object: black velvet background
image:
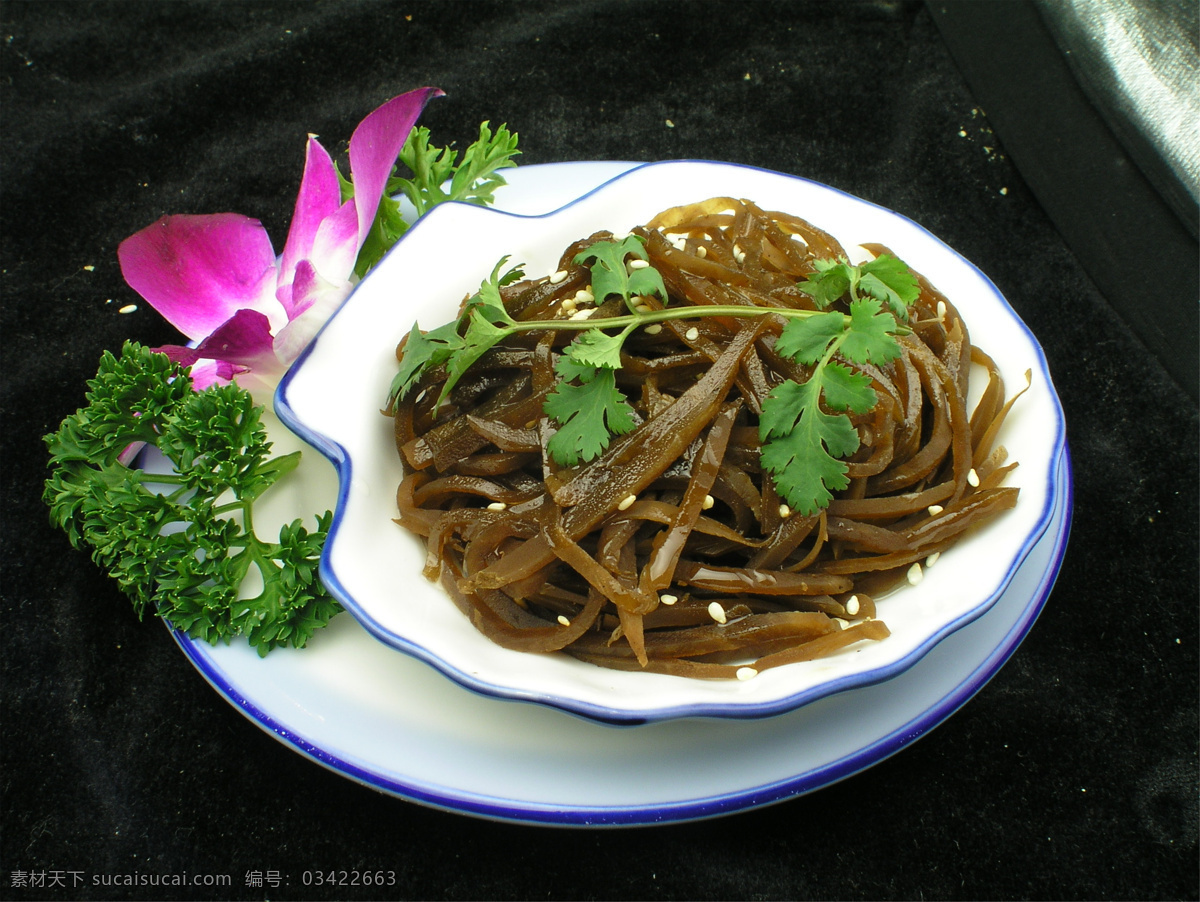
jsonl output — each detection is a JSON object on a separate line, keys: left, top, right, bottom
{"left": 2, "top": 2, "right": 1196, "bottom": 900}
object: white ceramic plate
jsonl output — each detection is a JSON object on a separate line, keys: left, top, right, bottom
{"left": 275, "top": 161, "right": 1068, "bottom": 724}
{"left": 172, "top": 435, "right": 1070, "bottom": 826}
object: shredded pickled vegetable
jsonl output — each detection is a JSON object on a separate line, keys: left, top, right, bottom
{"left": 388, "top": 198, "right": 1023, "bottom": 679}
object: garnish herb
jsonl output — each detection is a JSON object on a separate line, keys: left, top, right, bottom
{"left": 797, "top": 254, "right": 919, "bottom": 319}
{"left": 44, "top": 342, "right": 340, "bottom": 655}
{"left": 392, "top": 239, "right": 919, "bottom": 512}
{"left": 388, "top": 256, "right": 526, "bottom": 407}
{"left": 758, "top": 298, "right": 905, "bottom": 514}
{"left": 354, "top": 121, "right": 521, "bottom": 277}
{"left": 572, "top": 235, "right": 668, "bottom": 311}
{"left": 543, "top": 355, "right": 638, "bottom": 466}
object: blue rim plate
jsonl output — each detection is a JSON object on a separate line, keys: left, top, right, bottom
{"left": 272, "top": 161, "right": 1070, "bottom": 725}
{"left": 171, "top": 442, "right": 1070, "bottom": 826}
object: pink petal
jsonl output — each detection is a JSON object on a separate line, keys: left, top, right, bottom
{"left": 118, "top": 214, "right": 284, "bottom": 340}
{"left": 194, "top": 308, "right": 281, "bottom": 372}
{"left": 286, "top": 260, "right": 332, "bottom": 320}
{"left": 278, "top": 136, "right": 343, "bottom": 303}
{"left": 155, "top": 309, "right": 284, "bottom": 389}
{"left": 153, "top": 346, "right": 244, "bottom": 391}
{"left": 348, "top": 87, "right": 443, "bottom": 245}
{"left": 271, "top": 266, "right": 350, "bottom": 366}
{"left": 182, "top": 359, "right": 245, "bottom": 392}
{"left": 304, "top": 199, "right": 360, "bottom": 294}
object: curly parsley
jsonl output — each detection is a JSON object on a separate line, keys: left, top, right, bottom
{"left": 44, "top": 342, "right": 340, "bottom": 655}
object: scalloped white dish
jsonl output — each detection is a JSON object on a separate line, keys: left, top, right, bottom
{"left": 276, "top": 160, "right": 1068, "bottom": 725}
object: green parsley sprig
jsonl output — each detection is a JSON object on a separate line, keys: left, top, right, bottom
{"left": 391, "top": 239, "right": 921, "bottom": 512}
{"left": 354, "top": 121, "right": 521, "bottom": 277}
{"left": 44, "top": 342, "right": 340, "bottom": 655}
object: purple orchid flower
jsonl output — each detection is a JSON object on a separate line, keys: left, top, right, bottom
{"left": 117, "top": 86, "right": 443, "bottom": 395}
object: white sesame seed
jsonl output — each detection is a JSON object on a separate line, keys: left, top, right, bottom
{"left": 967, "top": 468, "right": 980, "bottom": 487}
{"left": 659, "top": 594, "right": 678, "bottom": 606}
{"left": 634, "top": 303, "right": 652, "bottom": 314}
{"left": 907, "top": 562, "right": 924, "bottom": 586}
{"left": 832, "top": 617, "right": 849, "bottom": 630}
{"left": 644, "top": 324, "right": 663, "bottom": 335}
{"left": 702, "top": 494, "right": 715, "bottom": 510}
{"left": 707, "top": 601, "right": 727, "bottom": 624}
{"left": 684, "top": 327, "right": 700, "bottom": 341}
{"left": 927, "top": 504, "right": 944, "bottom": 516}
{"left": 732, "top": 244, "right": 745, "bottom": 263}
{"left": 574, "top": 289, "right": 594, "bottom": 304}
{"left": 557, "top": 614, "right": 571, "bottom": 626}
{"left": 936, "top": 300, "right": 947, "bottom": 322}
{"left": 736, "top": 667, "right": 758, "bottom": 681}
{"left": 926, "top": 551, "right": 941, "bottom": 568}
{"left": 562, "top": 297, "right": 577, "bottom": 311}
{"left": 118, "top": 304, "right": 138, "bottom": 314}
{"left": 486, "top": 501, "right": 507, "bottom": 511}
{"left": 845, "top": 595, "right": 860, "bottom": 616}
{"left": 569, "top": 308, "right": 597, "bottom": 321}
{"left": 671, "top": 236, "right": 688, "bottom": 251}
{"left": 618, "top": 494, "right": 637, "bottom": 511}
{"left": 549, "top": 270, "right": 569, "bottom": 284}
{"left": 628, "top": 259, "right": 650, "bottom": 270}
{"left": 778, "top": 504, "right": 791, "bottom": 519}
{"left": 695, "top": 246, "right": 707, "bottom": 258}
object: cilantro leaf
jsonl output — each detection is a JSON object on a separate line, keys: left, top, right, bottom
{"left": 759, "top": 378, "right": 859, "bottom": 515}
{"left": 544, "top": 366, "right": 636, "bottom": 466}
{"left": 857, "top": 254, "right": 920, "bottom": 320}
{"left": 437, "top": 310, "right": 509, "bottom": 408}
{"left": 797, "top": 260, "right": 853, "bottom": 308}
{"left": 839, "top": 297, "right": 903, "bottom": 364}
{"left": 760, "top": 271, "right": 915, "bottom": 514}
{"left": 562, "top": 327, "right": 630, "bottom": 370}
{"left": 44, "top": 342, "right": 341, "bottom": 654}
{"left": 390, "top": 259, "right": 522, "bottom": 407}
{"left": 388, "top": 321, "right": 464, "bottom": 405}
{"left": 820, "top": 361, "right": 878, "bottom": 414}
{"left": 797, "top": 254, "right": 919, "bottom": 321}
{"left": 462, "top": 255, "right": 522, "bottom": 325}
{"left": 574, "top": 236, "right": 667, "bottom": 308}
{"left": 774, "top": 311, "right": 847, "bottom": 365}
{"left": 445, "top": 121, "right": 521, "bottom": 208}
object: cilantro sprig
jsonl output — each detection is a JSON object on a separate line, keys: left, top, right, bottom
{"left": 354, "top": 121, "right": 521, "bottom": 276}
{"left": 759, "top": 298, "right": 904, "bottom": 514}
{"left": 797, "top": 254, "right": 919, "bottom": 319}
{"left": 543, "top": 357, "right": 637, "bottom": 466}
{"left": 44, "top": 342, "right": 340, "bottom": 655}
{"left": 388, "top": 256, "right": 525, "bottom": 407}
{"left": 573, "top": 235, "right": 668, "bottom": 311}
{"left": 391, "top": 240, "right": 920, "bottom": 508}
